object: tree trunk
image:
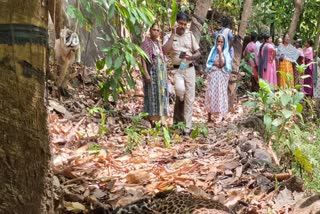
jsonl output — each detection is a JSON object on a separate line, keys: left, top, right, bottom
{"left": 190, "top": 0, "right": 213, "bottom": 43}
{"left": 228, "top": 0, "right": 253, "bottom": 112}
{"left": 48, "top": 0, "right": 70, "bottom": 39}
{"left": 234, "top": 0, "right": 254, "bottom": 70}
{"left": 288, "top": 0, "right": 305, "bottom": 41}
{"left": 314, "top": 17, "right": 320, "bottom": 54}
{"left": 238, "top": 0, "right": 253, "bottom": 39}
{"left": 0, "top": 1, "right": 50, "bottom": 213}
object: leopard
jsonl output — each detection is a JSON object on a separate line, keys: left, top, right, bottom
{"left": 113, "top": 190, "right": 231, "bottom": 214}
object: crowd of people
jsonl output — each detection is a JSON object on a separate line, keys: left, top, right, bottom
{"left": 140, "top": 11, "right": 318, "bottom": 135}
{"left": 243, "top": 32, "right": 316, "bottom": 97}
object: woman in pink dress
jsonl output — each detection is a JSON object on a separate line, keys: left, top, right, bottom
{"left": 258, "top": 34, "right": 277, "bottom": 86}
{"left": 303, "top": 39, "right": 314, "bottom": 96}
{"left": 243, "top": 32, "right": 259, "bottom": 91}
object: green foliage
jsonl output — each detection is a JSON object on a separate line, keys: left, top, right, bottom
{"left": 132, "top": 112, "right": 149, "bottom": 124}
{"left": 201, "top": 22, "right": 213, "bottom": 43}
{"left": 195, "top": 76, "right": 206, "bottom": 93}
{"left": 286, "top": 124, "right": 320, "bottom": 191}
{"left": 172, "top": 122, "right": 187, "bottom": 132}
{"left": 239, "top": 52, "right": 254, "bottom": 80}
{"left": 212, "top": 0, "right": 243, "bottom": 18}
{"left": 125, "top": 128, "right": 143, "bottom": 153}
{"left": 88, "top": 107, "right": 108, "bottom": 136}
{"left": 146, "top": 121, "right": 162, "bottom": 143}
{"left": 125, "top": 112, "right": 172, "bottom": 152}
{"left": 170, "top": 0, "right": 178, "bottom": 27}
{"left": 245, "top": 70, "right": 320, "bottom": 190}
{"left": 162, "top": 127, "right": 171, "bottom": 148}
{"left": 87, "top": 144, "right": 102, "bottom": 155}
{"left": 190, "top": 124, "right": 209, "bottom": 139}
{"left": 124, "top": 118, "right": 210, "bottom": 153}
{"left": 297, "top": 1, "right": 320, "bottom": 42}
{"left": 246, "top": 78, "right": 304, "bottom": 142}
{"left": 147, "top": 121, "right": 171, "bottom": 147}
{"left": 144, "top": 0, "right": 175, "bottom": 29}
{"left": 67, "top": 0, "right": 154, "bottom": 102}
{"left": 248, "top": 0, "right": 320, "bottom": 44}
{"left": 124, "top": 112, "right": 147, "bottom": 153}
{"left": 294, "top": 148, "right": 313, "bottom": 174}
{"left": 250, "top": 1, "right": 292, "bottom": 35}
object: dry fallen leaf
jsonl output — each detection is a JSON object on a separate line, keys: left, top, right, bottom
{"left": 48, "top": 67, "right": 296, "bottom": 214}
{"left": 92, "top": 188, "right": 107, "bottom": 199}
{"left": 64, "top": 201, "right": 86, "bottom": 213}
{"left": 171, "top": 158, "right": 193, "bottom": 169}
{"left": 126, "top": 169, "right": 151, "bottom": 184}
{"left": 273, "top": 187, "right": 296, "bottom": 210}
{"left": 188, "top": 185, "right": 209, "bottom": 199}
{"left": 224, "top": 192, "right": 243, "bottom": 207}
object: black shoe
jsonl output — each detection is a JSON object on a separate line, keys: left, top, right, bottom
{"left": 183, "top": 130, "right": 190, "bottom": 136}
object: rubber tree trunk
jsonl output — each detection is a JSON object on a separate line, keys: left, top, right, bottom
{"left": 190, "top": 0, "right": 213, "bottom": 43}
{"left": 0, "top": 1, "right": 50, "bottom": 213}
{"left": 238, "top": 0, "right": 253, "bottom": 39}
{"left": 228, "top": 0, "right": 253, "bottom": 112}
{"left": 48, "top": 0, "right": 70, "bottom": 39}
{"left": 314, "top": 17, "right": 320, "bottom": 54}
{"left": 288, "top": 0, "right": 305, "bottom": 41}
{"left": 234, "top": 0, "right": 254, "bottom": 71}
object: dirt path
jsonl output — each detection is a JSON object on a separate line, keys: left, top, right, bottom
{"left": 49, "top": 79, "right": 306, "bottom": 213}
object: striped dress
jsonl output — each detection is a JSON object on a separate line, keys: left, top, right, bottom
{"left": 141, "top": 37, "right": 169, "bottom": 118}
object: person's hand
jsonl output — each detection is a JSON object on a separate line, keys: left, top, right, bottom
{"left": 185, "top": 54, "right": 193, "bottom": 61}
{"left": 145, "top": 75, "right": 151, "bottom": 84}
{"left": 217, "top": 45, "right": 222, "bottom": 53}
{"left": 279, "top": 54, "right": 284, "bottom": 61}
{"left": 171, "top": 25, "right": 177, "bottom": 35}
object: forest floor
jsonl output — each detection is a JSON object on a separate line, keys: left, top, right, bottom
{"left": 48, "top": 68, "right": 309, "bottom": 214}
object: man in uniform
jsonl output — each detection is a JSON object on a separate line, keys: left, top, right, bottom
{"left": 163, "top": 12, "right": 201, "bottom": 135}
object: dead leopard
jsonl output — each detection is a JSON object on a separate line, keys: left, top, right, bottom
{"left": 113, "top": 190, "right": 231, "bottom": 214}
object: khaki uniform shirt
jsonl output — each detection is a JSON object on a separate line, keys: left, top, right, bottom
{"left": 163, "top": 30, "right": 200, "bottom": 65}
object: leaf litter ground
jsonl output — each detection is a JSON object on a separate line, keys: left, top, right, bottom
{"left": 49, "top": 71, "right": 307, "bottom": 214}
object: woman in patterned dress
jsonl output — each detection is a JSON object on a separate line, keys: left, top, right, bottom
{"left": 141, "top": 23, "right": 169, "bottom": 127}
{"left": 205, "top": 34, "right": 232, "bottom": 123}
{"left": 276, "top": 34, "right": 300, "bottom": 88}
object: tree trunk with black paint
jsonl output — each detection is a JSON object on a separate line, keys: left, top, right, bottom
{"left": 0, "top": 1, "right": 50, "bottom": 213}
